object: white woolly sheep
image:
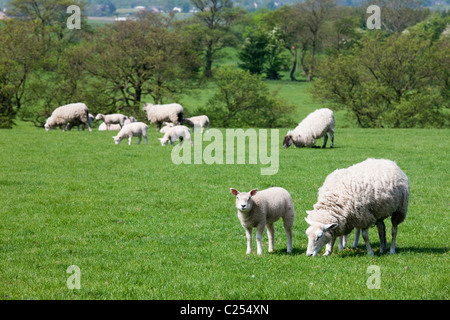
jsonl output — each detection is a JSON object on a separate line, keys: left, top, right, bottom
{"left": 159, "top": 122, "right": 175, "bottom": 133}
{"left": 99, "top": 116, "right": 137, "bottom": 131}
{"left": 158, "top": 125, "right": 193, "bottom": 147}
{"left": 283, "top": 108, "right": 335, "bottom": 149}
{"left": 143, "top": 103, "right": 184, "bottom": 131}
{"left": 95, "top": 113, "right": 128, "bottom": 130}
{"left": 112, "top": 122, "right": 149, "bottom": 145}
{"left": 45, "top": 103, "right": 92, "bottom": 132}
{"left": 305, "top": 158, "right": 409, "bottom": 256}
{"left": 182, "top": 115, "right": 210, "bottom": 133}
{"left": 230, "top": 187, "right": 295, "bottom": 255}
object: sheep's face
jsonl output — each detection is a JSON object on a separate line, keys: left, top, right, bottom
{"left": 230, "top": 188, "right": 257, "bottom": 213}
{"left": 95, "top": 114, "right": 103, "bottom": 121}
{"left": 305, "top": 216, "right": 338, "bottom": 256}
{"left": 112, "top": 136, "right": 122, "bottom": 144}
{"left": 283, "top": 135, "right": 293, "bottom": 148}
{"left": 158, "top": 138, "right": 169, "bottom": 146}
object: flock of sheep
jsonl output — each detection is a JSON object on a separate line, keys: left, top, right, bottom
{"left": 44, "top": 102, "right": 410, "bottom": 257}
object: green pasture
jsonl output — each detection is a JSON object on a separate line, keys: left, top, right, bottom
{"left": 0, "top": 117, "right": 448, "bottom": 299}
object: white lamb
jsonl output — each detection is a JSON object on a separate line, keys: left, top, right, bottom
{"left": 45, "top": 103, "right": 92, "bottom": 132}
{"left": 158, "top": 125, "right": 193, "bottom": 147}
{"left": 305, "top": 158, "right": 409, "bottom": 256}
{"left": 230, "top": 187, "right": 295, "bottom": 255}
{"left": 112, "top": 122, "right": 149, "bottom": 145}
{"left": 283, "top": 108, "right": 335, "bottom": 149}
{"left": 159, "top": 122, "right": 175, "bottom": 133}
{"left": 143, "top": 103, "right": 184, "bottom": 131}
{"left": 99, "top": 116, "right": 136, "bottom": 131}
{"left": 182, "top": 115, "right": 210, "bottom": 133}
{"left": 95, "top": 113, "right": 128, "bottom": 130}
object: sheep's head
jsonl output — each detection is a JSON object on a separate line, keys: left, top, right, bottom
{"left": 143, "top": 103, "right": 154, "bottom": 112}
{"left": 283, "top": 134, "right": 294, "bottom": 148}
{"left": 305, "top": 214, "right": 338, "bottom": 256}
{"left": 112, "top": 136, "right": 122, "bottom": 145}
{"left": 158, "top": 137, "right": 169, "bottom": 146}
{"left": 230, "top": 188, "right": 257, "bottom": 213}
{"left": 44, "top": 117, "right": 54, "bottom": 131}
{"left": 95, "top": 114, "right": 104, "bottom": 121}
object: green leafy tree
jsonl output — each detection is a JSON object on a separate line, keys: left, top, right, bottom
{"left": 198, "top": 66, "right": 295, "bottom": 128}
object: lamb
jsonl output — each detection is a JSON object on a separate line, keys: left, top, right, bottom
{"left": 182, "top": 115, "right": 210, "bottom": 133}
{"left": 158, "top": 125, "right": 193, "bottom": 147}
{"left": 99, "top": 116, "right": 136, "bottom": 131}
{"left": 143, "top": 102, "right": 184, "bottom": 131}
{"left": 112, "top": 122, "right": 149, "bottom": 145}
{"left": 283, "top": 108, "right": 335, "bottom": 149}
{"left": 230, "top": 187, "right": 295, "bottom": 255}
{"left": 95, "top": 113, "right": 128, "bottom": 130}
{"left": 159, "top": 122, "right": 174, "bottom": 133}
{"left": 45, "top": 103, "right": 92, "bottom": 132}
{"left": 305, "top": 158, "right": 409, "bottom": 256}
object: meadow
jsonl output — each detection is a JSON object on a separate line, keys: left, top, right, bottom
{"left": 0, "top": 79, "right": 449, "bottom": 300}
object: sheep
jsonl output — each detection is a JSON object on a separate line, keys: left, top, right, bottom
{"left": 95, "top": 113, "right": 128, "bottom": 130}
{"left": 283, "top": 108, "right": 335, "bottom": 149}
{"left": 158, "top": 125, "right": 193, "bottom": 147}
{"left": 66, "top": 113, "right": 95, "bottom": 131}
{"left": 305, "top": 158, "right": 409, "bottom": 256}
{"left": 99, "top": 116, "right": 137, "bottom": 131}
{"left": 143, "top": 103, "right": 184, "bottom": 131}
{"left": 182, "top": 115, "right": 210, "bottom": 133}
{"left": 112, "top": 122, "right": 149, "bottom": 145}
{"left": 159, "top": 122, "right": 174, "bottom": 133}
{"left": 45, "top": 103, "right": 92, "bottom": 132}
{"left": 230, "top": 187, "right": 295, "bottom": 255}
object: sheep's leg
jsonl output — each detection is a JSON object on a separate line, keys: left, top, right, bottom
{"left": 266, "top": 223, "right": 275, "bottom": 253}
{"left": 390, "top": 224, "right": 398, "bottom": 254}
{"left": 338, "top": 235, "right": 347, "bottom": 250}
{"left": 324, "top": 237, "right": 335, "bottom": 256}
{"left": 352, "top": 228, "right": 361, "bottom": 248}
{"left": 330, "top": 132, "right": 334, "bottom": 148}
{"left": 256, "top": 224, "right": 265, "bottom": 255}
{"left": 362, "top": 229, "right": 374, "bottom": 256}
{"left": 137, "top": 136, "right": 142, "bottom": 145}
{"left": 322, "top": 133, "right": 328, "bottom": 148}
{"left": 128, "top": 136, "right": 132, "bottom": 145}
{"left": 178, "top": 137, "right": 184, "bottom": 146}
{"left": 144, "top": 136, "right": 148, "bottom": 145}
{"left": 244, "top": 227, "right": 252, "bottom": 255}
{"left": 376, "top": 220, "right": 387, "bottom": 254}
{"left": 283, "top": 218, "right": 293, "bottom": 253}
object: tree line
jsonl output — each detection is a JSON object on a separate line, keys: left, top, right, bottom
{"left": 0, "top": 0, "right": 449, "bottom": 129}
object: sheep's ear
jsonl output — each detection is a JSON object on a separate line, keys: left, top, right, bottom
{"left": 112, "top": 136, "right": 116, "bottom": 139}
{"left": 306, "top": 210, "right": 314, "bottom": 215}
{"left": 230, "top": 188, "right": 239, "bottom": 196}
{"left": 250, "top": 189, "right": 258, "bottom": 196}
{"left": 304, "top": 217, "right": 313, "bottom": 225}
{"left": 323, "top": 223, "right": 339, "bottom": 231}
{"left": 158, "top": 138, "right": 162, "bottom": 141}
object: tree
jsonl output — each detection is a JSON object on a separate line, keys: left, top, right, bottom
{"left": 198, "top": 66, "right": 295, "bottom": 128}
{"left": 0, "top": 20, "right": 41, "bottom": 128}
{"left": 312, "top": 31, "right": 449, "bottom": 128}
{"left": 189, "top": 0, "right": 244, "bottom": 77}
{"left": 86, "top": 14, "right": 201, "bottom": 117}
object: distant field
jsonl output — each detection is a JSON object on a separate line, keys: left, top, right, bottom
{"left": 0, "top": 118, "right": 448, "bottom": 299}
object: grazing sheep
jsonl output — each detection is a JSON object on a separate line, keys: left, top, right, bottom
{"left": 112, "top": 122, "right": 149, "bottom": 145}
{"left": 66, "top": 113, "right": 95, "bottom": 131}
{"left": 45, "top": 103, "right": 92, "bottom": 132}
{"left": 95, "top": 113, "right": 128, "bottom": 130}
{"left": 99, "top": 117, "right": 137, "bottom": 131}
{"left": 305, "top": 158, "right": 409, "bottom": 256}
{"left": 143, "top": 103, "right": 184, "bottom": 131}
{"left": 158, "top": 125, "right": 193, "bottom": 147}
{"left": 182, "top": 115, "right": 210, "bottom": 133}
{"left": 283, "top": 108, "right": 335, "bottom": 149}
{"left": 230, "top": 187, "right": 295, "bottom": 255}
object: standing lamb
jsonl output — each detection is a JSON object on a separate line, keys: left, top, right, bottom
{"left": 112, "top": 122, "right": 149, "bottom": 145}
{"left": 230, "top": 187, "right": 295, "bottom": 255}
{"left": 143, "top": 103, "right": 184, "bottom": 131}
{"left": 45, "top": 103, "right": 92, "bottom": 132}
{"left": 158, "top": 125, "right": 193, "bottom": 147}
{"left": 182, "top": 115, "right": 210, "bottom": 133}
{"left": 99, "top": 116, "right": 137, "bottom": 131}
{"left": 305, "top": 158, "right": 409, "bottom": 256}
{"left": 95, "top": 113, "right": 128, "bottom": 130}
{"left": 283, "top": 108, "right": 335, "bottom": 149}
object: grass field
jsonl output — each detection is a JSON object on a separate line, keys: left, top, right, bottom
{"left": 0, "top": 115, "right": 448, "bottom": 300}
